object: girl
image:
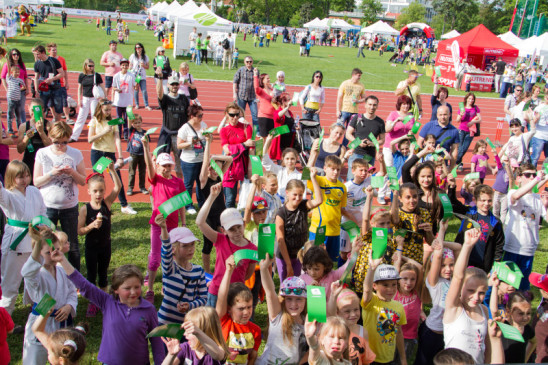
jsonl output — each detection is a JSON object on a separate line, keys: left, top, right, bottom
{"left": 434, "top": 158, "right": 449, "bottom": 191}
{"left": 272, "top": 70, "right": 286, "bottom": 97}
{"left": 270, "top": 93, "right": 296, "bottom": 161}
{"left": 456, "top": 92, "right": 482, "bottom": 168}
{"left": 77, "top": 163, "right": 122, "bottom": 317}
{"left": 305, "top": 316, "right": 351, "bottom": 365}
{"left": 262, "top": 135, "right": 301, "bottom": 200}
{"left": 461, "top": 175, "right": 481, "bottom": 207}
{"left": 0, "top": 161, "right": 46, "bottom": 316}
{"left": 299, "top": 70, "right": 325, "bottom": 122}
{"left": 308, "top": 122, "right": 348, "bottom": 174}
{"left": 512, "top": 91, "right": 533, "bottom": 130}
{"left": 276, "top": 177, "right": 322, "bottom": 281}
{"left": 175, "top": 62, "right": 198, "bottom": 106}
{"left": 52, "top": 252, "right": 165, "bottom": 365}
{"left": 471, "top": 140, "right": 497, "bottom": 183}
{"left": 500, "top": 118, "right": 535, "bottom": 167}
{"left": 161, "top": 307, "right": 229, "bottom": 365}
{"left": 258, "top": 255, "right": 308, "bottom": 365}
{"left": 418, "top": 135, "right": 437, "bottom": 162}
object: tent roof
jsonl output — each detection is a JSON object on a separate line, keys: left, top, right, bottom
{"left": 441, "top": 30, "right": 460, "bottom": 39}
{"left": 303, "top": 17, "right": 322, "bottom": 28}
{"left": 173, "top": 0, "right": 200, "bottom": 17}
{"left": 177, "top": 2, "right": 232, "bottom": 26}
{"left": 438, "top": 24, "right": 519, "bottom": 58}
{"left": 361, "top": 20, "right": 399, "bottom": 35}
{"left": 164, "top": 0, "right": 181, "bottom": 12}
{"left": 497, "top": 31, "right": 522, "bottom": 47}
{"left": 518, "top": 32, "right": 548, "bottom": 57}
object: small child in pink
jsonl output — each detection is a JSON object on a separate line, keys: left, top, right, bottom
{"left": 471, "top": 139, "right": 497, "bottom": 183}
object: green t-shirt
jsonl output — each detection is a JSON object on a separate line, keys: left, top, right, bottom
{"left": 196, "top": 38, "right": 202, "bottom": 49}
{"left": 203, "top": 39, "right": 209, "bottom": 50}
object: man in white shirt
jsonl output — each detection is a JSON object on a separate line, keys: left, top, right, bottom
{"left": 189, "top": 27, "right": 197, "bottom": 62}
{"left": 504, "top": 85, "right": 523, "bottom": 122}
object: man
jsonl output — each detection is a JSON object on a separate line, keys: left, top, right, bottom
{"left": 500, "top": 64, "right": 515, "bottom": 99}
{"left": 525, "top": 66, "right": 538, "bottom": 92}
{"left": 47, "top": 43, "right": 73, "bottom": 124}
{"left": 395, "top": 70, "right": 422, "bottom": 116}
{"left": 233, "top": 56, "right": 258, "bottom": 126}
{"left": 156, "top": 74, "right": 189, "bottom": 179}
{"left": 504, "top": 84, "right": 523, "bottom": 122}
{"left": 189, "top": 27, "right": 197, "bottom": 63}
{"left": 357, "top": 36, "right": 366, "bottom": 58}
{"left": 222, "top": 33, "right": 234, "bottom": 70}
{"left": 61, "top": 10, "right": 67, "bottom": 28}
{"left": 418, "top": 105, "right": 459, "bottom": 170}
{"left": 32, "top": 44, "right": 64, "bottom": 121}
{"left": 494, "top": 57, "right": 506, "bottom": 93}
{"left": 336, "top": 68, "right": 366, "bottom": 132}
{"left": 106, "top": 15, "right": 111, "bottom": 35}
{"left": 345, "top": 95, "right": 385, "bottom": 181}
{"left": 531, "top": 87, "right": 548, "bottom": 166}
{"left": 100, "top": 40, "right": 123, "bottom": 99}
{"left": 455, "top": 59, "right": 467, "bottom": 91}
{"left": 403, "top": 43, "right": 411, "bottom": 62}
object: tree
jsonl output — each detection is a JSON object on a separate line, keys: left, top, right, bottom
{"left": 394, "top": 3, "right": 426, "bottom": 29}
{"left": 330, "top": 0, "right": 355, "bottom": 12}
{"left": 360, "top": 0, "right": 382, "bottom": 25}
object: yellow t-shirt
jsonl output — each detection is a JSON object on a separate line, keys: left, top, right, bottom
{"left": 308, "top": 176, "right": 347, "bottom": 236}
{"left": 362, "top": 295, "right": 407, "bottom": 363}
{"left": 89, "top": 117, "right": 116, "bottom": 153}
{"left": 396, "top": 80, "right": 421, "bottom": 104}
{"left": 338, "top": 79, "right": 366, "bottom": 114}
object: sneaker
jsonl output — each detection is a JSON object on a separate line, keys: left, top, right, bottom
{"left": 127, "top": 190, "right": 134, "bottom": 196}
{"left": 140, "top": 188, "right": 149, "bottom": 195}
{"left": 66, "top": 119, "right": 75, "bottom": 125}
{"left": 457, "top": 164, "right": 464, "bottom": 172}
{"left": 187, "top": 206, "right": 197, "bottom": 215}
{"left": 134, "top": 105, "right": 139, "bottom": 110}
{"left": 145, "top": 106, "right": 152, "bottom": 111}
{"left": 145, "top": 290, "right": 154, "bottom": 304}
{"left": 86, "top": 303, "right": 98, "bottom": 318}
{"left": 121, "top": 205, "right": 137, "bottom": 214}
{"left": 377, "top": 196, "right": 387, "bottom": 205}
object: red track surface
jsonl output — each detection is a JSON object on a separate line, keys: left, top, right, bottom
{"left": 5, "top": 72, "right": 508, "bottom": 204}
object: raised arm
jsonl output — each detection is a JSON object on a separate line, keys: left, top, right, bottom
{"left": 306, "top": 168, "right": 323, "bottom": 210}
{"left": 105, "top": 161, "right": 122, "bottom": 207}
{"left": 362, "top": 186, "right": 374, "bottom": 232}
{"left": 259, "top": 254, "right": 282, "bottom": 321}
{"left": 199, "top": 133, "right": 213, "bottom": 189}
{"left": 141, "top": 135, "right": 156, "bottom": 182}
{"left": 196, "top": 183, "right": 222, "bottom": 244}
{"left": 215, "top": 255, "right": 235, "bottom": 318}
{"left": 363, "top": 253, "right": 383, "bottom": 305}
{"left": 243, "top": 175, "right": 260, "bottom": 225}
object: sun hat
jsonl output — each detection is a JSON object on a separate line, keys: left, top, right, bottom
{"left": 279, "top": 276, "right": 307, "bottom": 298}
{"left": 169, "top": 227, "right": 198, "bottom": 245}
{"left": 220, "top": 208, "right": 243, "bottom": 230}
{"left": 156, "top": 153, "right": 175, "bottom": 166}
{"left": 373, "top": 264, "right": 401, "bottom": 282}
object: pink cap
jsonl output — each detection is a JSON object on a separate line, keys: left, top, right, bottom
{"left": 169, "top": 227, "right": 198, "bottom": 244}
{"left": 156, "top": 153, "right": 175, "bottom": 166}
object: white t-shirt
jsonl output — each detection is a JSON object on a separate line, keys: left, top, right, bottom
{"left": 503, "top": 189, "right": 547, "bottom": 256}
{"left": 36, "top": 146, "right": 83, "bottom": 209}
{"left": 257, "top": 312, "right": 306, "bottom": 365}
{"left": 534, "top": 103, "right": 548, "bottom": 140}
{"left": 112, "top": 71, "right": 135, "bottom": 108}
{"left": 128, "top": 54, "right": 149, "bottom": 78}
{"left": 342, "top": 177, "right": 371, "bottom": 224}
{"left": 261, "top": 155, "right": 302, "bottom": 199}
{"left": 504, "top": 131, "right": 534, "bottom": 164}
{"left": 0, "top": 18, "right": 6, "bottom": 31}
{"left": 425, "top": 277, "right": 451, "bottom": 332}
{"left": 177, "top": 121, "right": 207, "bottom": 163}
{"left": 189, "top": 31, "right": 197, "bottom": 48}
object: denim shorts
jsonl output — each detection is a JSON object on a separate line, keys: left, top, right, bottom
{"left": 40, "top": 87, "right": 63, "bottom": 114}
{"left": 105, "top": 76, "right": 114, "bottom": 89}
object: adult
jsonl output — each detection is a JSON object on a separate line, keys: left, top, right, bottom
{"left": 395, "top": 70, "right": 422, "bottom": 116}
{"left": 336, "top": 68, "right": 366, "bottom": 131}
{"left": 500, "top": 64, "right": 515, "bottom": 99}
{"left": 515, "top": 63, "right": 527, "bottom": 88}
{"left": 176, "top": 104, "right": 206, "bottom": 215}
{"left": 504, "top": 85, "right": 523, "bottom": 123}
{"left": 418, "top": 106, "right": 459, "bottom": 168}
{"left": 299, "top": 70, "right": 325, "bottom": 122}
{"left": 174, "top": 62, "right": 197, "bottom": 101}
{"left": 156, "top": 74, "right": 189, "bottom": 179}
{"left": 99, "top": 40, "right": 122, "bottom": 99}
{"left": 105, "top": 15, "right": 111, "bottom": 35}
{"left": 32, "top": 44, "right": 64, "bottom": 122}
{"left": 431, "top": 76, "right": 452, "bottom": 122}
{"left": 345, "top": 95, "right": 386, "bottom": 180}
{"left": 0, "top": 13, "right": 7, "bottom": 46}
{"left": 530, "top": 85, "right": 542, "bottom": 110}
{"left": 530, "top": 88, "right": 548, "bottom": 166}
{"left": 454, "top": 60, "right": 467, "bottom": 90}
{"left": 47, "top": 43, "right": 72, "bottom": 124}
{"left": 61, "top": 10, "right": 67, "bottom": 28}
{"left": 34, "top": 121, "right": 86, "bottom": 270}
{"left": 525, "top": 66, "right": 537, "bottom": 93}
{"left": 455, "top": 92, "right": 482, "bottom": 169}
{"left": 308, "top": 122, "right": 347, "bottom": 173}
{"left": 222, "top": 33, "right": 234, "bottom": 70}
{"left": 153, "top": 46, "right": 172, "bottom": 96}
{"left": 233, "top": 56, "right": 258, "bottom": 126}
{"left": 270, "top": 93, "right": 295, "bottom": 161}
{"left": 129, "top": 42, "right": 152, "bottom": 110}
{"left": 494, "top": 57, "right": 506, "bottom": 93}
{"left": 189, "top": 27, "right": 197, "bottom": 63}
{"left": 1, "top": 48, "right": 29, "bottom": 134}
{"left": 254, "top": 69, "right": 276, "bottom": 137}
{"left": 220, "top": 102, "right": 253, "bottom": 208}
{"left": 357, "top": 36, "right": 366, "bottom": 58}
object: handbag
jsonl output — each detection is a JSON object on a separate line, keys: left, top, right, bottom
{"left": 187, "top": 74, "right": 198, "bottom": 100}
{"left": 92, "top": 73, "right": 105, "bottom": 99}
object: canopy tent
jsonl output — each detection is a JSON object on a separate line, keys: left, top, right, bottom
{"left": 303, "top": 17, "right": 324, "bottom": 29}
{"left": 497, "top": 31, "right": 522, "bottom": 47}
{"left": 441, "top": 30, "right": 460, "bottom": 39}
{"left": 149, "top": 2, "right": 168, "bottom": 18}
{"left": 172, "top": 0, "right": 200, "bottom": 19}
{"left": 360, "top": 20, "right": 399, "bottom": 35}
{"left": 518, "top": 32, "right": 548, "bottom": 66}
{"left": 326, "top": 18, "right": 355, "bottom": 31}
{"left": 163, "top": 0, "right": 181, "bottom": 15}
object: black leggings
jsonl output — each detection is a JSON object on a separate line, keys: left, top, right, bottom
{"left": 414, "top": 322, "right": 444, "bottom": 365}
{"left": 201, "top": 49, "right": 208, "bottom": 64}
{"left": 85, "top": 243, "right": 112, "bottom": 288}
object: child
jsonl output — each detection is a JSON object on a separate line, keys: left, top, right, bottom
{"left": 262, "top": 135, "right": 301, "bottom": 200}
{"left": 243, "top": 176, "right": 269, "bottom": 245}
{"left": 155, "top": 214, "right": 207, "bottom": 325}
{"left": 142, "top": 137, "right": 186, "bottom": 302}
{"left": 272, "top": 71, "right": 286, "bottom": 97}
{"left": 216, "top": 255, "right": 261, "bottom": 364}
{"left": 126, "top": 115, "right": 147, "bottom": 195}
{"left": 77, "top": 164, "right": 122, "bottom": 317}
{"left": 258, "top": 173, "right": 282, "bottom": 224}
{"left": 308, "top": 155, "right": 348, "bottom": 262}
{"left": 502, "top": 164, "right": 548, "bottom": 290}
{"left": 215, "top": 42, "right": 224, "bottom": 66}
{"left": 471, "top": 140, "right": 497, "bottom": 183}
{"left": 529, "top": 270, "right": 548, "bottom": 363}
{"left": 305, "top": 316, "right": 351, "bottom": 364}
{"left": 6, "top": 65, "right": 25, "bottom": 136}
{"left": 276, "top": 177, "right": 322, "bottom": 281}
{"left": 461, "top": 175, "right": 480, "bottom": 206}
{"left": 0, "top": 161, "right": 46, "bottom": 315}
{"left": 124, "top": 25, "right": 130, "bottom": 43}
{"left": 112, "top": 58, "right": 135, "bottom": 140}
{"left": 53, "top": 252, "right": 165, "bottom": 364}
{"left": 433, "top": 348, "right": 475, "bottom": 365}
{"left": 434, "top": 158, "right": 449, "bottom": 191}
{"left": 195, "top": 33, "right": 202, "bottom": 65}
{"left": 418, "top": 135, "right": 438, "bottom": 163}
{"left": 161, "top": 307, "right": 230, "bottom": 365}
{"left": 117, "top": 29, "right": 124, "bottom": 44}
{"left": 392, "top": 138, "right": 411, "bottom": 179}
{"left": 258, "top": 255, "right": 308, "bottom": 364}
{"left": 232, "top": 47, "right": 239, "bottom": 69}
{"left": 501, "top": 118, "right": 535, "bottom": 167}
{"left": 197, "top": 183, "right": 257, "bottom": 308}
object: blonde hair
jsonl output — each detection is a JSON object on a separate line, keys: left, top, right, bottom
{"left": 179, "top": 61, "right": 189, "bottom": 70}
{"left": 49, "top": 121, "right": 72, "bottom": 140}
{"left": 49, "top": 328, "right": 86, "bottom": 364}
{"left": 82, "top": 58, "right": 95, "bottom": 74}
{"left": 278, "top": 296, "right": 306, "bottom": 346}
{"left": 318, "top": 317, "right": 350, "bottom": 361}
{"left": 336, "top": 289, "right": 360, "bottom": 308}
{"left": 93, "top": 99, "right": 113, "bottom": 122}
{"left": 298, "top": 240, "right": 315, "bottom": 263}
{"left": 185, "top": 307, "right": 229, "bottom": 360}
{"left": 4, "top": 160, "right": 30, "bottom": 190}
{"left": 463, "top": 267, "right": 488, "bottom": 285}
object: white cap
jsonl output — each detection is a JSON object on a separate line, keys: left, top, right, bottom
{"left": 220, "top": 208, "right": 243, "bottom": 230}
{"left": 156, "top": 153, "right": 175, "bottom": 166}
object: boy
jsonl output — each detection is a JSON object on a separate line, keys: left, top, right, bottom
{"left": 112, "top": 58, "right": 136, "bottom": 140}
{"left": 259, "top": 173, "right": 281, "bottom": 224}
{"left": 502, "top": 164, "right": 548, "bottom": 290}
{"left": 308, "top": 155, "right": 348, "bottom": 262}
{"left": 232, "top": 47, "right": 239, "bottom": 69}
{"left": 6, "top": 65, "right": 25, "bottom": 136}
{"left": 362, "top": 260, "right": 407, "bottom": 365}
{"left": 530, "top": 269, "right": 548, "bottom": 363}
{"left": 215, "top": 42, "right": 224, "bottom": 66}
{"left": 126, "top": 115, "right": 147, "bottom": 196}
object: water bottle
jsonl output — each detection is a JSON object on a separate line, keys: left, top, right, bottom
{"left": 114, "top": 156, "right": 133, "bottom": 170}
{"left": 27, "top": 142, "right": 34, "bottom": 153}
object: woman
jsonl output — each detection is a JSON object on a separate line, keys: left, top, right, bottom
{"left": 307, "top": 122, "right": 348, "bottom": 173}
{"left": 1, "top": 48, "right": 29, "bottom": 135}
{"left": 88, "top": 98, "right": 136, "bottom": 215}
{"left": 176, "top": 104, "right": 206, "bottom": 215}
{"left": 33, "top": 121, "right": 86, "bottom": 270}
{"left": 530, "top": 85, "right": 542, "bottom": 110}
{"left": 175, "top": 62, "right": 198, "bottom": 101}
{"left": 70, "top": 59, "right": 106, "bottom": 143}
{"left": 299, "top": 70, "right": 325, "bottom": 122}
{"left": 254, "top": 69, "right": 276, "bottom": 137}
{"left": 129, "top": 42, "right": 152, "bottom": 110}
{"left": 431, "top": 76, "right": 452, "bottom": 122}
{"left": 152, "top": 46, "right": 172, "bottom": 96}
{"left": 270, "top": 92, "right": 295, "bottom": 161}
{"left": 220, "top": 102, "right": 254, "bottom": 208}
{"left": 456, "top": 92, "right": 481, "bottom": 169}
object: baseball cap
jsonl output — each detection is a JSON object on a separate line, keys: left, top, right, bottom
{"left": 251, "top": 196, "right": 268, "bottom": 213}
{"left": 168, "top": 74, "right": 180, "bottom": 85}
{"left": 529, "top": 272, "right": 548, "bottom": 292}
{"left": 120, "top": 58, "right": 129, "bottom": 65}
{"left": 169, "top": 227, "right": 198, "bottom": 245}
{"left": 156, "top": 153, "right": 175, "bottom": 166}
{"left": 220, "top": 208, "right": 243, "bottom": 230}
{"left": 373, "top": 264, "right": 401, "bottom": 282}
{"left": 109, "top": 40, "right": 118, "bottom": 45}
{"left": 279, "top": 276, "right": 306, "bottom": 298}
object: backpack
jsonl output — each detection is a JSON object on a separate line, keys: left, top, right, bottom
{"left": 222, "top": 38, "right": 230, "bottom": 50}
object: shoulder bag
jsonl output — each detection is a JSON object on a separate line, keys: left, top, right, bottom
{"left": 92, "top": 73, "right": 105, "bottom": 99}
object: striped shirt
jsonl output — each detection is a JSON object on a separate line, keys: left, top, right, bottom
{"left": 158, "top": 239, "right": 207, "bottom": 325}
{"left": 233, "top": 66, "right": 256, "bottom": 101}
{"left": 6, "top": 76, "right": 23, "bottom": 101}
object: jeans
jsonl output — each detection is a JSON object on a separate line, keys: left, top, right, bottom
{"left": 500, "top": 82, "right": 512, "bottom": 98}
{"left": 180, "top": 160, "right": 204, "bottom": 209}
{"left": 206, "top": 292, "right": 218, "bottom": 308}
{"left": 46, "top": 205, "right": 80, "bottom": 270}
{"left": 456, "top": 129, "right": 474, "bottom": 165}
{"left": 302, "top": 109, "right": 320, "bottom": 122}
{"left": 357, "top": 47, "right": 365, "bottom": 58}
{"left": 338, "top": 111, "right": 356, "bottom": 146}
{"left": 237, "top": 99, "right": 258, "bottom": 126}
{"left": 90, "top": 149, "right": 128, "bottom": 208}
{"left": 133, "top": 78, "right": 149, "bottom": 108}
{"left": 106, "top": 26, "right": 111, "bottom": 35}
{"left": 128, "top": 154, "right": 146, "bottom": 190}
{"left": 347, "top": 153, "right": 375, "bottom": 181}
{"left": 18, "top": 90, "right": 27, "bottom": 126}
{"left": 39, "top": 87, "right": 63, "bottom": 114}
{"left": 195, "top": 47, "right": 201, "bottom": 65}
{"left": 7, "top": 99, "right": 21, "bottom": 133}
{"left": 224, "top": 183, "right": 239, "bottom": 208}
{"left": 530, "top": 136, "right": 548, "bottom": 166}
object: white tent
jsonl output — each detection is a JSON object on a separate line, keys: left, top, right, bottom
{"left": 149, "top": 1, "right": 168, "bottom": 18}
{"left": 172, "top": 0, "right": 199, "bottom": 19}
{"left": 440, "top": 29, "right": 460, "bottom": 39}
{"left": 360, "top": 20, "right": 399, "bottom": 35}
{"left": 518, "top": 32, "right": 548, "bottom": 66}
{"left": 326, "top": 18, "right": 355, "bottom": 31}
{"left": 163, "top": 0, "right": 181, "bottom": 15}
{"left": 497, "top": 31, "right": 522, "bottom": 47}
{"left": 303, "top": 17, "right": 325, "bottom": 29}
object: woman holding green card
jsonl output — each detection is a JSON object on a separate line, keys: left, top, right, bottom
{"left": 153, "top": 46, "right": 172, "bottom": 97}
{"left": 129, "top": 43, "right": 152, "bottom": 111}
{"left": 456, "top": 93, "right": 481, "bottom": 170}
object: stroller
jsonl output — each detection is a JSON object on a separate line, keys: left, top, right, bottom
{"left": 295, "top": 118, "right": 321, "bottom": 166}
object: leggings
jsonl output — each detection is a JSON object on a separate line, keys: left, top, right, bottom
{"left": 414, "top": 322, "right": 444, "bottom": 365}
{"left": 201, "top": 49, "right": 208, "bottom": 64}
{"left": 85, "top": 243, "right": 112, "bottom": 288}
{"left": 116, "top": 106, "right": 129, "bottom": 138}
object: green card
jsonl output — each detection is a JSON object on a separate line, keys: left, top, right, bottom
{"left": 372, "top": 228, "right": 388, "bottom": 259}
{"left": 32, "top": 215, "right": 56, "bottom": 231}
{"left": 250, "top": 155, "right": 263, "bottom": 176}
{"left": 439, "top": 193, "right": 453, "bottom": 220}
{"left": 158, "top": 191, "right": 192, "bottom": 218}
{"left": 145, "top": 127, "right": 159, "bottom": 136}
{"left": 390, "top": 180, "right": 400, "bottom": 190}
{"left": 93, "top": 156, "right": 113, "bottom": 173}
{"left": 156, "top": 56, "right": 164, "bottom": 69}
{"left": 394, "top": 228, "right": 407, "bottom": 238}
{"left": 255, "top": 139, "right": 264, "bottom": 158}
{"left": 486, "top": 137, "right": 496, "bottom": 151}
{"left": 451, "top": 166, "right": 458, "bottom": 178}
{"left": 210, "top": 159, "right": 224, "bottom": 181}
{"left": 363, "top": 154, "right": 373, "bottom": 162}
{"left": 464, "top": 172, "right": 480, "bottom": 181}
{"left": 314, "top": 225, "right": 326, "bottom": 246}
{"left": 301, "top": 166, "right": 311, "bottom": 181}
{"left": 341, "top": 221, "right": 361, "bottom": 242}
{"left": 258, "top": 224, "right": 275, "bottom": 260}
{"left": 252, "top": 125, "right": 258, "bottom": 140}
{"left": 411, "top": 121, "right": 421, "bottom": 134}
{"left": 387, "top": 166, "right": 398, "bottom": 180}
{"left": 434, "top": 66, "right": 442, "bottom": 77}
{"left": 107, "top": 118, "right": 125, "bottom": 126}
{"left": 496, "top": 321, "right": 524, "bottom": 342}
{"left": 341, "top": 251, "right": 358, "bottom": 284}
{"left": 34, "top": 293, "right": 56, "bottom": 317}
{"left": 202, "top": 126, "right": 217, "bottom": 135}
{"left": 348, "top": 137, "right": 362, "bottom": 150}
{"left": 269, "top": 125, "right": 290, "bottom": 137}
{"left": 135, "top": 74, "right": 141, "bottom": 83}
{"left": 402, "top": 115, "right": 413, "bottom": 125}
{"left": 317, "top": 129, "right": 324, "bottom": 151}
{"left": 371, "top": 175, "right": 385, "bottom": 189}
{"left": 234, "top": 249, "right": 258, "bottom": 264}
{"left": 493, "top": 261, "right": 523, "bottom": 289}
{"left": 33, "top": 105, "right": 43, "bottom": 122}
{"left": 544, "top": 162, "right": 548, "bottom": 174}
{"left": 439, "top": 136, "right": 451, "bottom": 148}
{"left": 147, "top": 324, "right": 185, "bottom": 340}
{"left": 523, "top": 100, "right": 531, "bottom": 111}
{"left": 126, "top": 106, "right": 135, "bottom": 120}
{"left": 153, "top": 144, "right": 168, "bottom": 157}
{"left": 307, "top": 286, "right": 327, "bottom": 323}
{"left": 459, "top": 102, "right": 465, "bottom": 114}
{"left": 292, "top": 92, "right": 299, "bottom": 106}
{"left": 454, "top": 213, "right": 481, "bottom": 230}
{"left": 368, "top": 133, "right": 379, "bottom": 151}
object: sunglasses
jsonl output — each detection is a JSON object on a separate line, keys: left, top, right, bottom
{"left": 521, "top": 172, "right": 536, "bottom": 178}
{"left": 281, "top": 288, "right": 305, "bottom": 296}
{"left": 88, "top": 64, "right": 95, "bottom": 68}
{"left": 245, "top": 60, "right": 253, "bottom": 63}
{"left": 101, "top": 100, "right": 113, "bottom": 105}
{"left": 12, "top": 53, "right": 19, "bottom": 56}
{"left": 315, "top": 75, "right": 322, "bottom": 78}
{"left": 135, "top": 46, "right": 142, "bottom": 49}
{"left": 53, "top": 141, "right": 68, "bottom": 145}
{"left": 515, "top": 89, "right": 523, "bottom": 92}
{"left": 196, "top": 114, "right": 204, "bottom": 118}
{"left": 227, "top": 112, "right": 239, "bottom": 117}
{"left": 158, "top": 51, "right": 165, "bottom": 53}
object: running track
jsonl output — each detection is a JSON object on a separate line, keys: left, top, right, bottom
{"left": 4, "top": 72, "right": 510, "bottom": 204}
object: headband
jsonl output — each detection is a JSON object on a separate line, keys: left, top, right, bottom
{"left": 86, "top": 172, "right": 103, "bottom": 184}
{"left": 336, "top": 290, "right": 358, "bottom": 303}
{"left": 63, "top": 340, "right": 77, "bottom": 351}
{"left": 74, "top": 326, "right": 86, "bottom": 333}
{"left": 442, "top": 248, "right": 454, "bottom": 260}
{"left": 370, "top": 208, "right": 387, "bottom": 221}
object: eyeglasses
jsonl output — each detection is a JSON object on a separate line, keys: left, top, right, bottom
{"left": 245, "top": 60, "right": 253, "bottom": 64}
{"left": 53, "top": 141, "right": 68, "bottom": 145}
{"left": 315, "top": 75, "right": 322, "bottom": 78}
{"left": 88, "top": 65, "right": 95, "bottom": 68}
{"left": 281, "top": 288, "right": 305, "bottom": 296}
{"left": 227, "top": 112, "right": 239, "bottom": 117}
{"left": 12, "top": 53, "right": 19, "bottom": 57}
{"left": 100, "top": 100, "right": 113, "bottom": 105}
{"left": 158, "top": 51, "right": 165, "bottom": 54}
{"left": 196, "top": 114, "right": 204, "bottom": 118}
{"left": 521, "top": 172, "right": 536, "bottom": 178}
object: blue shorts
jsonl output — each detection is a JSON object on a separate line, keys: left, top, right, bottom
{"left": 309, "top": 231, "right": 340, "bottom": 262}
{"left": 105, "top": 76, "right": 114, "bottom": 89}
{"left": 0, "top": 30, "right": 5, "bottom": 38}
{"left": 40, "top": 87, "right": 63, "bottom": 114}
{"left": 503, "top": 251, "right": 534, "bottom": 290}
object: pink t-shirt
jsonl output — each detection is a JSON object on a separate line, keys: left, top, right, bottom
{"left": 148, "top": 173, "right": 186, "bottom": 229}
{"left": 299, "top": 259, "right": 349, "bottom": 297}
{"left": 458, "top": 106, "right": 480, "bottom": 132}
{"left": 394, "top": 290, "right": 421, "bottom": 340}
{"left": 100, "top": 50, "right": 123, "bottom": 77}
{"left": 209, "top": 233, "right": 257, "bottom": 296}
{"left": 0, "top": 123, "right": 9, "bottom": 161}
{"left": 1, "top": 63, "right": 28, "bottom": 81}
{"left": 254, "top": 76, "right": 276, "bottom": 119}
{"left": 383, "top": 111, "right": 413, "bottom": 148}
{"left": 471, "top": 153, "right": 489, "bottom": 179}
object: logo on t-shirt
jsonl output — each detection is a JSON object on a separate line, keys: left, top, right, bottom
{"left": 376, "top": 307, "right": 401, "bottom": 344}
